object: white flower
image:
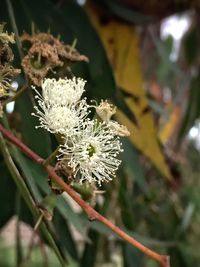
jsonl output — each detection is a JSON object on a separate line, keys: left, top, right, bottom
{"left": 32, "top": 77, "right": 89, "bottom": 136}
{"left": 32, "top": 98, "right": 89, "bottom": 136}
{"left": 34, "top": 77, "right": 86, "bottom": 106}
{"left": 59, "top": 120, "right": 123, "bottom": 185}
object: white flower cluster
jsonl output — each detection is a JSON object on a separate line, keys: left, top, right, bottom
{"left": 32, "top": 77, "right": 129, "bottom": 185}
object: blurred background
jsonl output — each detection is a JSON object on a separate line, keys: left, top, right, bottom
{"left": 0, "top": 0, "right": 200, "bottom": 266}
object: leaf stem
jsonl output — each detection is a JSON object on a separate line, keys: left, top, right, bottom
{"left": 43, "top": 146, "right": 60, "bottom": 166}
{"left": 34, "top": 213, "right": 44, "bottom": 231}
{"left": 0, "top": 123, "right": 170, "bottom": 267}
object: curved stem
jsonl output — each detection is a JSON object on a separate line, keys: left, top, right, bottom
{"left": 0, "top": 123, "right": 170, "bottom": 267}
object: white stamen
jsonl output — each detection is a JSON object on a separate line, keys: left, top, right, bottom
{"left": 59, "top": 120, "right": 123, "bottom": 185}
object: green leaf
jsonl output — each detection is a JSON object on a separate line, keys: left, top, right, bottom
{"left": 80, "top": 229, "right": 99, "bottom": 267}
{"left": 82, "top": 217, "right": 175, "bottom": 248}
{"left": 93, "top": 0, "right": 155, "bottom": 24}
{"left": 118, "top": 168, "right": 135, "bottom": 230}
{"left": 53, "top": 211, "right": 79, "bottom": 261}
{"left": 183, "top": 27, "right": 199, "bottom": 65}
{"left": 56, "top": 0, "right": 117, "bottom": 101}
{"left": 0, "top": 162, "right": 16, "bottom": 228}
{"left": 11, "top": 145, "right": 43, "bottom": 201}
{"left": 121, "top": 138, "right": 148, "bottom": 193}
{"left": 179, "top": 74, "right": 200, "bottom": 140}
{"left": 123, "top": 243, "right": 144, "bottom": 267}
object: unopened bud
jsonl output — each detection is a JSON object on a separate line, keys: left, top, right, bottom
{"left": 95, "top": 100, "right": 116, "bottom": 122}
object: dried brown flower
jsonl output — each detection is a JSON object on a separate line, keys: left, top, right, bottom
{"left": 21, "top": 42, "right": 63, "bottom": 86}
{"left": 0, "top": 24, "right": 20, "bottom": 92}
{"left": 0, "top": 23, "right": 21, "bottom": 117}
{"left": 0, "top": 23, "right": 15, "bottom": 66}
{"left": 0, "top": 23, "right": 15, "bottom": 44}
{"left": 0, "top": 41, "right": 14, "bottom": 66}
{"left": 21, "top": 32, "right": 89, "bottom": 86}
{"left": 0, "top": 65, "right": 21, "bottom": 96}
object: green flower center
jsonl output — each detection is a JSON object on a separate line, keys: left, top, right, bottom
{"left": 87, "top": 144, "right": 96, "bottom": 158}
{"left": 30, "top": 53, "right": 47, "bottom": 69}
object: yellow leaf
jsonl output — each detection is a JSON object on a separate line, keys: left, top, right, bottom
{"left": 117, "top": 101, "right": 171, "bottom": 179}
{"left": 86, "top": 3, "right": 171, "bottom": 179}
{"left": 159, "top": 104, "right": 181, "bottom": 145}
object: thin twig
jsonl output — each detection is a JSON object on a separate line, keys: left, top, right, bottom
{"left": 3, "top": 84, "right": 28, "bottom": 106}
{"left": 43, "top": 147, "right": 60, "bottom": 166}
{"left": 0, "top": 123, "right": 170, "bottom": 267}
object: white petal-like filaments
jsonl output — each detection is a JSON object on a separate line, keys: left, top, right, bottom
{"left": 59, "top": 120, "right": 123, "bottom": 185}
{"left": 32, "top": 77, "right": 89, "bottom": 136}
{"left": 32, "top": 98, "right": 89, "bottom": 136}
{"left": 31, "top": 77, "right": 128, "bottom": 186}
{"left": 35, "top": 77, "right": 86, "bottom": 106}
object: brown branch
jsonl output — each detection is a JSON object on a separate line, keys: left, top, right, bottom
{"left": 0, "top": 123, "right": 170, "bottom": 267}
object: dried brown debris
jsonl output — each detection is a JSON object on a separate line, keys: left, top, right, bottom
{"left": 0, "top": 65, "right": 20, "bottom": 97}
{"left": 0, "top": 23, "right": 15, "bottom": 66}
{"left": 0, "top": 23, "right": 21, "bottom": 117}
{"left": 48, "top": 159, "right": 74, "bottom": 194}
{"left": 21, "top": 32, "right": 89, "bottom": 86}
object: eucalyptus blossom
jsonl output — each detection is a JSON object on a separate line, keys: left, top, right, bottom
{"left": 32, "top": 77, "right": 89, "bottom": 136}
{"left": 34, "top": 77, "right": 86, "bottom": 106}
{"left": 59, "top": 120, "right": 123, "bottom": 185}
{"left": 32, "top": 77, "right": 128, "bottom": 186}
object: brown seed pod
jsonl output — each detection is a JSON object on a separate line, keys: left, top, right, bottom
{"left": 21, "top": 32, "right": 89, "bottom": 86}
